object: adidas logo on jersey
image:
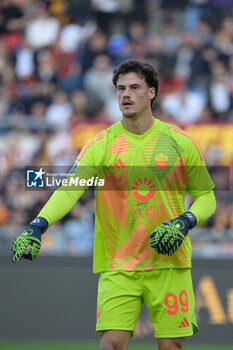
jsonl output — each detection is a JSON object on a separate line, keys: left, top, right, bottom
{"left": 112, "top": 159, "right": 126, "bottom": 169}
{"left": 178, "top": 317, "right": 190, "bottom": 328}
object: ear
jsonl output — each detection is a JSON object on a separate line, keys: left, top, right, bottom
{"left": 149, "top": 87, "right": 155, "bottom": 100}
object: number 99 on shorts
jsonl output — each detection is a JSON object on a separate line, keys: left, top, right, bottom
{"left": 164, "top": 291, "right": 189, "bottom": 315}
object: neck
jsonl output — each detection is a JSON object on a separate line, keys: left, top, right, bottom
{"left": 122, "top": 111, "right": 155, "bottom": 135}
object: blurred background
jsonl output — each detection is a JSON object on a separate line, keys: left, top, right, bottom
{"left": 1, "top": 0, "right": 233, "bottom": 347}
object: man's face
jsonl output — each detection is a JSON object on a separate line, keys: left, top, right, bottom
{"left": 116, "top": 72, "right": 155, "bottom": 118}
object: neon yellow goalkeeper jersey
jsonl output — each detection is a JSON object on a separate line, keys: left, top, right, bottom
{"left": 39, "top": 118, "right": 214, "bottom": 272}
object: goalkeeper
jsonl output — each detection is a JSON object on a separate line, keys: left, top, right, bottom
{"left": 11, "top": 59, "right": 216, "bottom": 350}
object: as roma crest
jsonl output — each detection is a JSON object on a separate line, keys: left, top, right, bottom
{"left": 154, "top": 153, "right": 168, "bottom": 169}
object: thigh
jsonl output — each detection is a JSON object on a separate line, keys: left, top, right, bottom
{"left": 96, "top": 271, "right": 143, "bottom": 333}
{"left": 143, "top": 269, "right": 198, "bottom": 339}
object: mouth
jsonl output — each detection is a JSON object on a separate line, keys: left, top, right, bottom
{"left": 122, "top": 100, "right": 133, "bottom": 107}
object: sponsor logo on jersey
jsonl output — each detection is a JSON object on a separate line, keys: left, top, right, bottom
{"left": 132, "top": 177, "right": 155, "bottom": 202}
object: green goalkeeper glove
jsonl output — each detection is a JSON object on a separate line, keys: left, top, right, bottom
{"left": 11, "top": 217, "right": 48, "bottom": 262}
{"left": 150, "top": 212, "right": 197, "bottom": 256}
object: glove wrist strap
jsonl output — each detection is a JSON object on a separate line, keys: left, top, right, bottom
{"left": 180, "top": 211, "right": 197, "bottom": 230}
{"left": 29, "top": 217, "right": 48, "bottom": 234}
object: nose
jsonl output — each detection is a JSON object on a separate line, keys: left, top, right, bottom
{"left": 122, "top": 87, "right": 131, "bottom": 98}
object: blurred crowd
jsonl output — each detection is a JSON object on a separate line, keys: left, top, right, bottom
{"left": 0, "top": 0, "right": 233, "bottom": 257}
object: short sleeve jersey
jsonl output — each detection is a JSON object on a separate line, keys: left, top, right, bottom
{"left": 73, "top": 118, "right": 214, "bottom": 273}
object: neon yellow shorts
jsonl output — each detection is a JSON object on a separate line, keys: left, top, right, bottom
{"left": 96, "top": 269, "right": 198, "bottom": 338}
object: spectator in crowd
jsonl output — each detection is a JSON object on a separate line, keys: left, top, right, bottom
{"left": 127, "top": 20, "right": 147, "bottom": 59}
{"left": 184, "top": 0, "right": 212, "bottom": 32}
{"left": 0, "top": 0, "right": 26, "bottom": 51}
{"left": 0, "top": 0, "right": 25, "bottom": 34}
{"left": 59, "top": 17, "right": 96, "bottom": 54}
{"left": 70, "top": 89, "right": 89, "bottom": 124}
{"left": 195, "top": 17, "right": 214, "bottom": 46}
{"left": 83, "top": 54, "right": 114, "bottom": 106}
{"left": 25, "top": 1, "right": 60, "bottom": 50}
{"left": 161, "top": 18, "right": 181, "bottom": 58}
{"left": 90, "top": 0, "right": 132, "bottom": 35}
{"left": 30, "top": 101, "right": 47, "bottom": 121}
{"left": 209, "top": 60, "right": 231, "bottom": 118}
{"left": 45, "top": 89, "right": 73, "bottom": 128}
{"left": 36, "top": 48, "right": 57, "bottom": 82}
{"left": 161, "top": 83, "right": 205, "bottom": 125}
{"left": 76, "top": 31, "right": 109, "bottom": 75}
{"left": 15, "top": 37, "right": 35, "bottom": 80}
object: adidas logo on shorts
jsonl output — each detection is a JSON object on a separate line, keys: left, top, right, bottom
{"left": 178, "top": 318, "right": 190, "bottom": 328}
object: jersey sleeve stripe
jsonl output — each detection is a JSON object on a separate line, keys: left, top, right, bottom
{"left": 77, "top": 130, "right": 109, "bottom": 162}
{"left": 169, "top": 127, "right": 203, "bottom": 161}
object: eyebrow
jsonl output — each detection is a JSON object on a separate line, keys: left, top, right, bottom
{"left": 117, "top": 83, "right": 141, "bottom": 88}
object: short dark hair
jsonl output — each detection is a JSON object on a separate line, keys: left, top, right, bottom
{"left": 112, "top": 59, "right": 159, "bottom": 107}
